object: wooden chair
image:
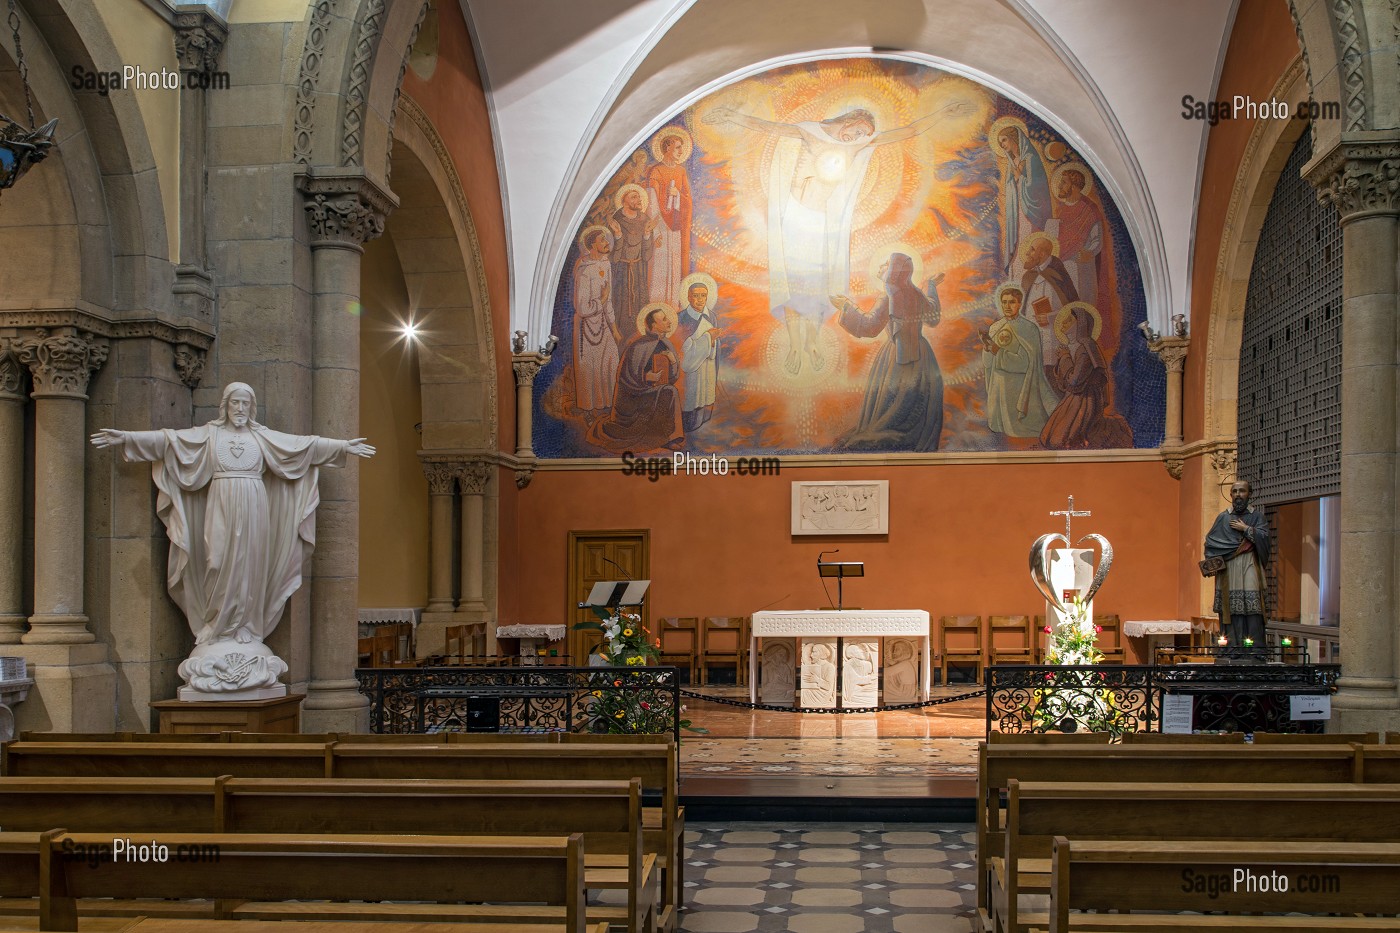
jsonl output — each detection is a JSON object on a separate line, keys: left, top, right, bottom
{"left": 370, "top": 634, "right": 397, "bottom": 668}
{"left": 1032, "top": 615, "right": 1048, "bottom": 663}
{"left": 1092, "top": 614, "right": 1124, "bottom": 663}
{"left": 356, "top": 637, "right": 373, "bottom": 668}
{"left": 444, "top": 624, "right": 469, "bottom": 663}
{"left": 988, "top": 615, "right": 1034, "bottom": 666}
{"left": 698, "top": 617, "right": 743, "bottom": 686}
{"left": 937, "top": 615, "right": 983, "bottom": 685}
{"left": 373, "top": 623, "right": 413, "bottom": 663}
{"left": 734, "top": 615, "right": 751, "bottom": 682}
{"left": 657, "top": 617, "right": 698, "bottom": 685}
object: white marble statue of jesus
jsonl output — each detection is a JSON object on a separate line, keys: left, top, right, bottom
{"left": 90, "top": 382, "right": 374, "bottom": 699}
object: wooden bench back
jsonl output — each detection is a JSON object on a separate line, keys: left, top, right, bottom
{"left": 1049, "top": 838, "right": 1400, "bottom": 933}
{"left": 39, "top": 832, "right": 585, "bottom": 933}
{"left": 329, "top": 742, "right": 673, "bottom": 788}
{"left": 1359, "top": 744, "right": 1400, "bottom": 782}
{"left": 2, "top": 743, "right": 331, "bottom": 778}
{"left": 0, "top": 831, "right": 46, "bottom": 898}
{"left": 0, "top": 777, "right": 222, "bottom": 833}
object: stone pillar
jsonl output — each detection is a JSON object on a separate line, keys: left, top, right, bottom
{"left": 511, "top": 352, "right": 547, "bottom": 488}
{"left": 0, "top": 345, "right": 26, "bottom": 644}
{"left": 171, "top": 6, "right": 227, "bottom": 319}
{"left": 14, "top": 330, "right": 107, "bottom": 644}
{"left": 420, "top": 458, "right": 457, "bottom": 614}
{"left": 297, "top": 169, "right": 397, "bottom": 732}
{"left": 457, "top": 461, "right": 489, "bottom": 617}
{"left": 1306, "top": 135, "right": 1400, "bottom": 730}
{"left": 10, "top": 329, "right": 115, "bottom": 731}
{"left": 1148, "top": 336, "right": 1188, "bottom": 448}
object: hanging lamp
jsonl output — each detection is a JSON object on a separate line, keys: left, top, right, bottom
{"left": 0, "top": 0, "right": 56, "bottom": 197}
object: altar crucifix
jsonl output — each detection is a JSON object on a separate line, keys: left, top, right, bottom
{"left": 1050, "top": 495, "right": 1091, "bottom": 541}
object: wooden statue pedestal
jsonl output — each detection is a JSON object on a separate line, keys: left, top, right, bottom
{"left": 152, "top": 693, "right": 305, "bottom": 734}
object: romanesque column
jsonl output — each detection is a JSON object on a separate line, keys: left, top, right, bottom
{"left": 298, "top": 169, "right": 396, "bottom": 730}
{"left": 14, "top": 330, "right": 108, "bottom": 644}
{"left": 457, "top": 460, "right": 490, "bottom": 615}
{"left": 511, "top": 352, "right": 547, "bottom": 488}
{"left": 0, "top": 345, "right": 26, "bottom": 644}
{"left": 1307, "top": 135, "right": 1400, "bottom": 728}
{"left": 171, "top": 5, "right": 226, "bottom": 318}
{"left": 1148, "top": 336, "right": 1188, "bottom": 448}
{"left": 420, "top": 457, "right": 457, "bottom": 614}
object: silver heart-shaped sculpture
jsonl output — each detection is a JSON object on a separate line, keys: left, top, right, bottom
{"left": 1029, "top": 532, "right": 1115, "bottom": 616}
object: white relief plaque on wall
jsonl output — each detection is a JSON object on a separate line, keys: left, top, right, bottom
{"left": 791, "top": 481, "right": 889, "bottom": 535}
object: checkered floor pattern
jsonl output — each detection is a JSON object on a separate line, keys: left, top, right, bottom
{"left": 672, "top": 822, "right": 979, "bottom": 932}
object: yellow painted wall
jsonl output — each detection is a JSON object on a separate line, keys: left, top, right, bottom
{"left": 94, "top": 0, "right": 181, "bottom": 263}
{"left": 359, "top": 232, "right": 430, "bottom": 608}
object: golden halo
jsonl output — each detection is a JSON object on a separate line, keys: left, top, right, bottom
{"left": 866, "top": 243, "right": 924, "bottom": 288}
{"left": 614, "top": 183, "right": 648, "bottom": 211}
{"left": 651, "top": 126, "right": 693, "bottom": 163}
{"left": 1052, "top": 161, "right": 1095, "bottom": 198}
{"left": 994, "top": 282, "right": 1026, "bottom": 306}
{"left": 988, "top": 116, "right": 1029, "bottom": 158}
{"left": 1055, "top": 302, "right": 1103, "bottom": 345}
{"left": 636, "top": 301, "right": 678, "bottom": 336}
{"left": 577, "top": 224, "right": 613, "bottom": 252}
{"left": 1022, "top": 231, "right": 1060, "bottom": 259}
{"left": 1044, "top": 140, "right": 1068, "bottom": 162}
{"left": 679, "top": 272, "right": 719, "bottom": 311}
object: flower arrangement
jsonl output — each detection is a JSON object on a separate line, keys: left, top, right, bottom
{"left": 574, "top": 610, "right": 706, "bottom": 737}
{"left": 1043, "top": 594, "right": 1103, "bottom": 666}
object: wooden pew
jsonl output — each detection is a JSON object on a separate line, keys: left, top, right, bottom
{"left": 1048, "top": 838, "right": 1400, "bottom": 933}
{"left": 1252, "top": 732, "right": 1379, "bottom": 744}
{"left": 330, "top": 742, "right": 683, "bottom": 918}
{"left": 993, "top": 781, "right": 1400, "bottom": 933}
{"left": 0, "top": 776, "right": 656, "bottom": 933}
{"left": 988, "top": 733, "right": 1113, "bottom": 744}
{"left": 1358, "top": 744, "right": 1400, "bottom": 782}
{"left": 975, "top": 742, "right": 1362, "bottom": 922}
{"left": 38, "top": 832, "right": 588, "bottom": 933}
{"left": 1, "top": 743, "right": 330, "bottom": 779}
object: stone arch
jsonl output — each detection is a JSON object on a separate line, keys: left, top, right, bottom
{"left": 0, "top": 0, "right": 173, "bottom": 316}
{"left": 1286, "top": 0, "right": 1400, "bottom": 150}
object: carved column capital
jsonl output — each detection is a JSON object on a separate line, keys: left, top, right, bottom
{"left": 1147, "top": 336, "right": 1189, "bottom": 373}
{"left": 420, "top": 458, "right": 459, "bottom": 496}
{"left": 1211, "top": 446, "right": 1238, "bottom": 484}
{"left": 0, "top": 341, "right": 26, "bottom": 402}
{"left": 297, "top": 169, "right": 398, "bottom": 251}
{"left": 173, "top": 5, "right": 228, "bottom": 75}
{"left": 13, "top": 330, "right": 109, "bottom": 398}
{"left": 173, "top": 344, "right": 206, "bottom": 389}
{"left": 1304, "top": 134, "right": 1400, "bottom": 219}
{"left": 512, "top": 353, "right": 547, "bottom": 387}
{"left": 456, "top": 460, "right": 490, "bottom": 496}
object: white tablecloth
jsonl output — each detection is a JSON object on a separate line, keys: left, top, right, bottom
{"left": 496, "top": 624, "right": 567, "bottom": 640}
{"left": 1123, "top": 620, "right": 1193, "bottom": 638}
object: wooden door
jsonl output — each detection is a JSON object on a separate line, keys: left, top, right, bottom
{"left": 567, "top": 530, "right": 650, "bottom": 664}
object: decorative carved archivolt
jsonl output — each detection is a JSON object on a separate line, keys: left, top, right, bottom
{"left": 385, "top": 1, "right": 432, "bottom": 182}
{"left": 1328, "top": 0, "right": 1368, "bottom": 131}
{"left": 294, "top": 0, "right": 336, "bottom": 164}
{"left": 1287, "top": 0, "right": 1314, "bottom": 92}
{"left": 341, "top": 0, "right": 387, "bottom": 167}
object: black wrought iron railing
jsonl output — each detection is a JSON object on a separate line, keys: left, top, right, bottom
{"left": 986, "top": 663, "right": 1342, "bottom": 736}
{"left": 355, "top": 665, "right": 682, "bottom": 741}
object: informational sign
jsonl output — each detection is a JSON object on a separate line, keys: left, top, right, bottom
{"left": 1162, "top": 694, "right": 1194, "bottom": 734}
{"left": 1290, "top": 694, "right": 1332, "bottom": 721}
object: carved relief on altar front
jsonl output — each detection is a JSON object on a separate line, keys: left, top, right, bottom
{"left": 841, "top": 639, "right": 879, "bottom": 707}
{"left": 791, "top": 480, "right": 889, "bottom": 535}
{"left": 760, "top": 638, "right": 796, "bottom": 706}
{"left": 799, "top": 638, "right": 838, "bottom": 708}
{"left": 882, "top": 637, "right": 921, "bottom": 704}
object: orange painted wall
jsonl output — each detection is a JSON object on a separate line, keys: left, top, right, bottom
{"left": 399, "top": 4, "right": 519, "bottom": 620}
{"left": 1179, "top": 0, "right": 1297, "bottom": 614}
{"left": 509, "top": 460, "right": 1179, "bottom": 663}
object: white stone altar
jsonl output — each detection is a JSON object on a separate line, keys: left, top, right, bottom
{"left": 497, "top": 623, "right": 568, "bottom": 664}
{"left": 749, "top": 610, "right": 931, "bottom": 706}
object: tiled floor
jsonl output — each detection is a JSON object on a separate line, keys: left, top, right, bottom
{"left": 675, "top": 822, "right": 979, "bottom": 933}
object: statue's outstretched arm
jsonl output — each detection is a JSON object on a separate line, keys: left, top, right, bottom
{"left": 90, "top": 428, "right": 168, "bottom": 462}
{"left": 346, "top": 437, "right": 376, "bottom": 459}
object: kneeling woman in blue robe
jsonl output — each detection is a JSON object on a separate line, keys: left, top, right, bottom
{"left": 828, "top": 253, "right": 945, "bottom": 452}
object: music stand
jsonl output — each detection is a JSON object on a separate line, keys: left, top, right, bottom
{"left": 818, "top": 562, "right": 864, "bottom": 611}
{"left": 579, "top": 580, "right": 651, "bottom": 612}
